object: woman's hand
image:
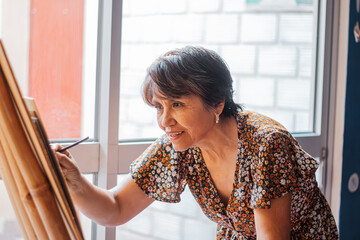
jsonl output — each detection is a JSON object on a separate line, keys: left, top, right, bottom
{"left": 51, "top": 145, "right": 154, "bottom": 226}
{"left": 51, "top": 144, "right": 83, "bottom": 193}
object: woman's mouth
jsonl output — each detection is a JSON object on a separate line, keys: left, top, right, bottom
{"left": 167, "top": 131, "right": 184, "bottom": 140}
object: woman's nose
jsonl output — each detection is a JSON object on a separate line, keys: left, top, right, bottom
{"left": 159, "top": 109, "right": 176, "bottom": 127}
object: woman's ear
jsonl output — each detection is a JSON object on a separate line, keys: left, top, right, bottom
{"left": 215, "top": 101, "right": 225, "bottom": 116}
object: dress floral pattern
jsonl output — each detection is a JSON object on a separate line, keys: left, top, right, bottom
{"left": 130, "top": 111, "right": 339, "bottom": 239}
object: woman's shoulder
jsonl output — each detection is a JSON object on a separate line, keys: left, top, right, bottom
{"left": 236, "top": 110, "right": 290, "bottom": 136}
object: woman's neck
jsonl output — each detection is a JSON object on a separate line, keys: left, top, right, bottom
{"left": 198, "top": 116, "right": 238, "bottom": 165}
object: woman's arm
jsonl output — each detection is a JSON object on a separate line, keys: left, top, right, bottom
{"left": 253, "top": 193, "right": 292, "bottom": 240}
{"left": 54, "top": 148, "right": 154, "bottom": 226}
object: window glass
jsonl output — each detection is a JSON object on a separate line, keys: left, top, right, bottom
{"left": 115, "top": 174, "right": 218, "bottom": 239}
{"left": 0, "top": 179, "right": 23, "bottom": 239}
{"left": 119, "top": 0, "right": 316, "bottom": 141}
{"left": 78, "top": 174, "right": 94, "bottom": 240}
{"left": 0, "top": 1, "right": 98, "bottom": 140}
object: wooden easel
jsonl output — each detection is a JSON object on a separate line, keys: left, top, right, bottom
{"left": 0, "top": 40, "right": 84, "bottom": 240}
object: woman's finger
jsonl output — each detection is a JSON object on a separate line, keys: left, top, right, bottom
{"left": 51, "top": 144, "right": 63, "bottom": 152}
{"left": 55, "top": 152, "right": 75, "bottom": 169}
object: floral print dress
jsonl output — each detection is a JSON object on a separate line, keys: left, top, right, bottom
{"left": 130, "top": 111, "right": 339, "bottom": 239}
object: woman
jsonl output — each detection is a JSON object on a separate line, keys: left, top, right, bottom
{"left": 55, "top": 46, "right": 339, "bottom": 239}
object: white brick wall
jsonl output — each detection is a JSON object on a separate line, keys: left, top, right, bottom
{"left": 190, "top": 0, "right": 221, "bottom": 13}
{"left": 258, "top": 47, "right": 297, "bottom": 76}
{"left": 117, "top": 0, "right": 316, "bottom": 238}
{"left": 240, "top": 14, "right": 277, "bottom": 43}
{"left": 127, "top": 0, "right": 161, "bottom": 15}
{"left": 238, "top": 77, "right": 275, "bottom": 107}
{"left": 299, "top": 47, "right": 313, "bottom": 77}
{"left": 117, "top": 184, "right": 217, "bottom": 240}
{"left": 205, "top": 14, "right": 239, "bottom": 43}
{"left": 0, "top": 1, "right": 317, "bottom": 239}
{"left": 222, "top": 45, "right": 256, "bottom": 74}
{"left": 152, "top": 212, "right": 182, "bottom": 240}
{"left": 158, "top": 0, "right": 187, "bottom": 14}
{"left": 142, "top": 16, "right": 174, "bottom": 43}
{"left": 279, "top": 14, "right": 313, "bottom": 43}
{"left": 183, "top": 218, "right": 217, "bottom": 240}
{"left": 276, "top": 79, "right": 311, "bottom": 110}
{"left": 223, "top": 0, "right": 248, "bottom": 13}
{"left": 172, "top": 15, "right": 204, "bottom": 43}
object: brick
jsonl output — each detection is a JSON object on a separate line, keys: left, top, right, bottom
{"left": 279, "top": 14, "right": 313, "bottom": 43}
{"left": 122, "top": 17, "right": 144, "bottom": 43}
{"left": 232, "top": 76, "right": 241, "bottom": 103}
{"left": 172, "top": 15, "right": 204, "bottom": 43}
{"left": 248, "top": 0, "right": 298, "bottom": 10}
{"left": 140, "top": 123, "right": 163, "bottom": 139}
{"left": 122, "top": 0, "right": 131, "bottom": 17}
{"left": 276, "top": 79, "right": 311, "bottom": 110}
{"left": 294, "top": 111, "right": 312, "bottom": 132}
{"left": 118, "top": 122, "right": 140, "bottom": 139}
{"left": 0, "top": 219, "right": 22, "bottom": 240}
{"left": 121, "top": 44, "right": 130, "bottom": 69}
{"left": 116, "top": 229, "right": 155, "bottom": 240}
{"left": 122, "top": 208, "right": 153, "bottom": 235}
{"left": 141, "top": 16, "right": 174, "bottom": 43}
{"left": 259, "top": 109, "right": 295, "bottom": 132}
{"left": 119, "top": 98, "right": 130, "bottom": 121}
{"left": 158, "top": 0, "right": 187, "bottom": 14}
{"left": 224, "top": 0, "right": 300, "bottom": 12}
{"left": 0, "top": 181, "right": 16, "bottom": 219}
{"left": 128, "top": 0, "right": 160, "bottom": 15}
{"left": 127, "top": 97, "right": 155, "bottom": 124}
{"left": 205, "top": 14, "right": 239, "bottom": 43}
{"left": 223, "top": 0, "right": 247, "bottom": 12}
{"left": 152, "top": 212, "right": 182, "bottom": 240}
{"left": 150, "top": 200, "right": 170, "bottom": 212}
{"left": 127, "top": 44, "right": 164, "bottom": 71}
{"left": 240, "top": 14, "right": 277, "bottom": 43}
{"left": 79, "top": 212, "right": 92, "bottom": 240}
{"left": 120, "top": 71, "right": 146, "bottom": 97}
{"left": 166, "top": 187, "right": 201, "bottom": 218}
{"left": 190, "top": 0, "right": 221, "bottom": 13}
{"left": 299, "top": 47, "right": 313, "bottom": 77}
{"left": 238, "top": 77, "right": 275, "bottom": 107}
{"left": 201, "top": 44, "right": 221, "bottom": 53}
{"left": 258, "top": 47, "right": 297, "bottom": 76}
{"left": 221, "top": 45, "right": 256, "bottom": 74}
{"left": 183, "top": 219, "right": 217, "bottom": 240}
{"left": 198, "top": 209, "right": 212, "bottom": 222}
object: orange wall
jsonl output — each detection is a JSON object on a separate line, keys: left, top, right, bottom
{"left": 29, "top": 0, "right": 84, "bottom": 139}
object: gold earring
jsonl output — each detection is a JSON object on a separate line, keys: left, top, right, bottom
{"left": 215, "top": 115, "right": 220, "bottom": 124}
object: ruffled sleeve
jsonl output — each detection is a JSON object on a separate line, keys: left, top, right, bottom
{"left": 250, "top": 131, "right": 307, "bottom": 209}
{"left": 130, "top": 135, "right": 187, "bottom": 203}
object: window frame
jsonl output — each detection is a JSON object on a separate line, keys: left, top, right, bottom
{"left": 65, "top": 0, "right": 340, "bottom": 239}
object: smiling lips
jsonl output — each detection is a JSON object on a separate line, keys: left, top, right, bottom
{"left": 166, "top": 131, "right": 184, "bottom": 140}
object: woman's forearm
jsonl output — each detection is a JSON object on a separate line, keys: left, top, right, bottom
{"left": 69, "top": 173, "right": 154, "bottom": 226}
{"left": 69, "top": 174, "right": 121, "bottom": 226}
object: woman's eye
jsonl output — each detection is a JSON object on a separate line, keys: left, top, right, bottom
{"left": 154, "top": 105, "right": 162, "bottom": 111}
{"left": 173, "top": 102, "right": 181, "bottom": 108}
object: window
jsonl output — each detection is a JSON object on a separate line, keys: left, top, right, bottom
{"left": 0, "top": 0, "right": 98, "bottom": 238}
{"left": 0, "top": 1, "right": 98, "bottom": 140}
{"left": 119, "top": 0, "right": 317, "bottom": 141}
{"left": 115, "top": 0, "right": 335, "bottom": 239}
{"left": 0, "top": 0, "right": 338, "bottom": 239}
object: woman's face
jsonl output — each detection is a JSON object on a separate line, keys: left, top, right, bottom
{"left": 152, "top": 93, "right": 217, "bottom": 151}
